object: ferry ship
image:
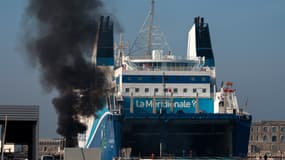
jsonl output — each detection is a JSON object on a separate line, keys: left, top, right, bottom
{"left": 78, "top": 1, "right": 252, "bottom": 159}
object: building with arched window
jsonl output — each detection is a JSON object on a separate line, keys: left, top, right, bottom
{"left": 249, "top": 121, "right": 285, "bottom": 157}
{"left": 263, "top": 135, "right": 268, "bottom": 142}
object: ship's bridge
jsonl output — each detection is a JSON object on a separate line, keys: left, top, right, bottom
{"left": 125, "top": 54, "right": 211, "bottom": 72}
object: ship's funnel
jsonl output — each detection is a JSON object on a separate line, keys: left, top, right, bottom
{"left": 92, "top": 16, "right": 114, "bottom": 66}
{"left": 187, "top": 17, "right": 215, "bottom": 66}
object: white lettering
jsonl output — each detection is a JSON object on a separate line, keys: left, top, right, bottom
{"left": 146, "top": 100, "right": 152, "bottom": 108}
{"left": 134, "top": 99, "right": 196, "bottom": 109}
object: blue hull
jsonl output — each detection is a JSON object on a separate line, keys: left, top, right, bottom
{"left": 88, "top": 111, "right": 251, "bottom": 159}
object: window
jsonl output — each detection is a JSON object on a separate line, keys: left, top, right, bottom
{"left": 125, "top": 88, "right": 129, "bottom": 93}
{"left": 135, "top": 88, "right": 139, "bottom": 93}
{"left": 183, "top": 88, "right": 187, "bottom": 93}
{"left": 281, "top": 135, "right": 285, "bottom": 143}
{"left": 154, "top": 88, "right": 159, "bottom": 92}
{"left": 263, "top": 127, "right": 268, "bottom": 132}
{"left": 272, "top": 127, "right": 277, "bottom": 133}
{"left": 272, "top": 144, "right": 278, "bottom": 152}
{"left": 251, "top": 145, "right": 257, "bottom": 153}
{"left": 145, "top": 88, "right": 149, "bottom": 93}
{"left": 173, "top": 88, "right": 178, "bottom": 93}
{"left": 191, "top": 77, "right": 196, "bottom": 81}
{"left": 250, "top": 135, "right": 253, "bottom": 141}
{"left": 281, "top": 127, "right": 285, "bottom": 132}
{"left": 272, "top": 135, "right": 277, "bottom": 142}
{"left": 202, "top": 88, "right": 206, "bottom": 93}
{"left": 164, "top": 88, "right": 168, "bottom": 92}
{"left": 193, "top": 88, "right": 197, "bottom": 93}
{"left": 263, "top": 135, "right": 268, "bottom": 142}
{"left": 201, "top": 77, "right": 206, "bottom": 81}
{"left": 256, "top": 136, "right": 258, "bottom": 141}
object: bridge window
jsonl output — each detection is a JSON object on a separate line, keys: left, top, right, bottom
{"left": 191, "top": 77, "right": 196, "bottom": 81}
{"left": 201, "top": 77, "right": 206, "bottom": 81}
{"left": 154, "top": 88, "right": 159, "bottom": 93}
{"left": 173, "top": 88, "right": 178, "bottom": 93}
{"left": 135, "top": 88, "right": 139, "bottom": 93}
{"left": 183, "top": 88, "right": 187, "bottom": 93}
{"left": 125, "top": 88, "right": 129, "bottom": 93}
{"left": 145, "top": 88, "right": 149, "bottom": 93}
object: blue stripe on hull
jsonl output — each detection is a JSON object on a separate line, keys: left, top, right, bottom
{"left": 122, "top": 75, "right": 211, "bottom": 83}
{"left": 85, "top": 108, "right": 118, "bottom": 159}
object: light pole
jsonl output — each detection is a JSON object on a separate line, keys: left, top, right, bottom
{"left": 1, "top": 115, "right": 7, "bottom": 160}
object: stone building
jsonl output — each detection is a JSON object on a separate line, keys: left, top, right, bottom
{"left": 248, "top": 121, "right": 285, "bottom": 157}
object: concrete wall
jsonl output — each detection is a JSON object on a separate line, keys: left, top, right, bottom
{"left": 64, "top": 148, "right": 101, "bottom": 160}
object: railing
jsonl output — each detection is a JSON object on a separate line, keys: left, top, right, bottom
{"left": 124, "top": 65, "right": 212, "bottom": 72}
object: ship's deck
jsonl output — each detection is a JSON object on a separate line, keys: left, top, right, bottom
{"left": 121, "top": 112, "right": 251, "bottom": 121}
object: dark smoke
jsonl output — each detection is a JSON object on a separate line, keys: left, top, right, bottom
{"left": 23, "top": 0, "right": 110, "bottom": 147}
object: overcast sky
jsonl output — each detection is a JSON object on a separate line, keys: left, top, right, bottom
{"left": 0, "top": 0, "right": 284, "bottom": 138}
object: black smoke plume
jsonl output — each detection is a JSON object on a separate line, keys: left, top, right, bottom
{"left": 23, "top": 0, "right": 110, "bottom": 147}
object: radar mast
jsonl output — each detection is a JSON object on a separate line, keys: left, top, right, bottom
{"left": 129, "top": 0, "right": 172, "bottom": 58}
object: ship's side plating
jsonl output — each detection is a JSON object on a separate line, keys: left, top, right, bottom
{"left": 78, "top": 14, "right": 251, "bottom": 160}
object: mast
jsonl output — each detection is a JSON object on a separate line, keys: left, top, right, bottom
{"left": 147, "top": 0, "right": 155, "bottom": 56}
{"left": 129, "top": 0, "right": 171, "bottom": 58}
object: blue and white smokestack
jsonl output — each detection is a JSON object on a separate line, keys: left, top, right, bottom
{"left": 92, "top": 16, "right": 114, "bottom": 67}
{"left": 187, "top": 17, "right": 215, "bottom": 67}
